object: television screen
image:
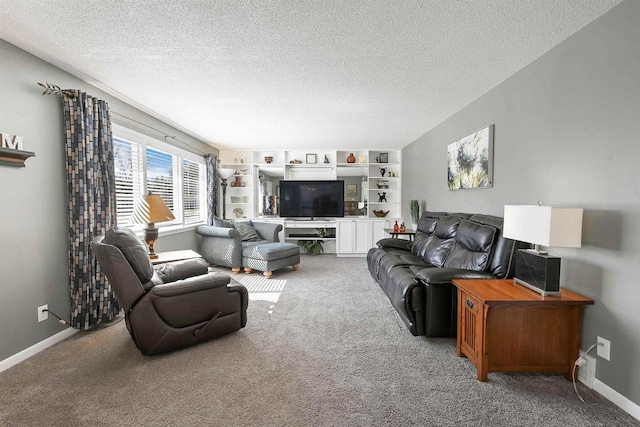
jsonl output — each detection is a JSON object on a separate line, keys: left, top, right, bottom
{"left": 280, "top": 180, "right": 345, "bottom": 218}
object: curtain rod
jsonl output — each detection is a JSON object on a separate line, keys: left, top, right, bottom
{"left": 38, "top": 81, "right": 210, "bottom": 156}
{"left": 110, "top": 111, "right": 208, "bottom": 156}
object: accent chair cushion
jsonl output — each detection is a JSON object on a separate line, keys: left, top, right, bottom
{"left": 234, "top": 222, "right": 261, "bottom": 241}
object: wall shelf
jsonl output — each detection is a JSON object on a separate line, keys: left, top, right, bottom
{"left": 0, "top": 148, "right": 35, "bottom": 167}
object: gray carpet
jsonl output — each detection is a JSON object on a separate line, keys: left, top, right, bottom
{"left": 0, "top": 255, "right": 637, "bottom": 426}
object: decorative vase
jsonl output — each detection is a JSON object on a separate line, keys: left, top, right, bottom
{"left": 347, "top": 153, "right": 356, "bottom": 163}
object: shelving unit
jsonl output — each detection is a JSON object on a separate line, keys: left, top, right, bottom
{"left": 218, "top": 151, "right": 254, "bottom": 219}
{"left": 218, "top": 149, "right": 402, "bottom": 254}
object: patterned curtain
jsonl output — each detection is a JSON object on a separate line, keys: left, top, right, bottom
{"left": 204, "top": 153, "right": 218, "bottom": 224}
{"left": 62, "top": 90, "right": 120, "bottom": 329}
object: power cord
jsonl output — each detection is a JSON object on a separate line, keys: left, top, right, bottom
{"left": 572, "top": 341, "right": 604, "bottom": 405}
{"left": 43, "top": 308, "right": 124, "bottom": 331}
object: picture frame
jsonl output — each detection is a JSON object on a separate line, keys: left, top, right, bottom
{"left": 379, "top": 152, "right": 388, "bottom": 163}
{"left": 447, "top": 124, "right": 494, "bottom": 190}
{"left": 306, "top": 153, "right": 316, "bottom": 164}
{"left": 346, "top": 184, "right": 357, "bottom": 197}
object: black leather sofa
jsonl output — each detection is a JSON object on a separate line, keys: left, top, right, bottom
{"left": 367, "top": 211, "right": 524, "bottom": 337}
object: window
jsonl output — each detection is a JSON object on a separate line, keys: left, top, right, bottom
{"left": 113, "top": 125, "right": 206, "bottom": 229}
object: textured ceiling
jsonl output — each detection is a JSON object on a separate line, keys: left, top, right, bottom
{"left": 0, "top": 0, "right": 621, "bottom": 151}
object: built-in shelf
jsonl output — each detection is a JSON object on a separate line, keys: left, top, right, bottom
{"left": 0, "top": 148, "right": 35, "bottom": 167}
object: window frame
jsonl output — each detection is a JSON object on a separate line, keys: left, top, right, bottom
{"left": 113, "top": 124, "right": 207, "bottom": 235}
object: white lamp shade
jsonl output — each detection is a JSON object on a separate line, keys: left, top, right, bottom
{"left": 216, "top": 168, "right": 236, "bottom": 180}
{"left": 503, "top": 205, "right": 583, "bottom": 248}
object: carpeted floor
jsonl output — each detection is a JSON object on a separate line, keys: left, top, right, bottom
{"left": 0, "top": 255, "right": 637, "bottom": 426}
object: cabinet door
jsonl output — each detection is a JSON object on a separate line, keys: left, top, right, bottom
{"left": 354, "top": 220, "right": 370, "bottom": 253}
{"left": 336, "top": 220, "right": 354, "bottom": 254}
{"left": 370, "top": 220, "right": 387, "bottom": 248}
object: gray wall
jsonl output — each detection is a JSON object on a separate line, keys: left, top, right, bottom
{"left": 0, "top": 39, "right": 216, "bottom": 361}
{"left": 402, "top": 0, "right": 640, "bottom": 405}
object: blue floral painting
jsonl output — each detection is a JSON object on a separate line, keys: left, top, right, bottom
{"left": 447, "top": 125, "right": 494, "bottom": 190}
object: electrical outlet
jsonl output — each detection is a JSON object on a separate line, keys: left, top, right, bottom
{"left": 37, "top": 304, "right": 48, "bottom": 323}
{"left": 597, "top": 336, "right": 611, "bottom": 361}
{"left": 577, "top": 351, "right": 596, "bottom": 389}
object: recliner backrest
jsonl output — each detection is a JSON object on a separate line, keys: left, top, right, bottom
{"left": 103, "top": 226, "right": 154, "bottom": 283}
{"left": 92, "top": 235, "right": 147, "bottom": 312}
{"left": 411, "top": 212, "right": 447, "bottom": 258}
{"left": 443, "top": 219, "right": 496, "bottom": 271}
{"left": 468, "top": 214, "right": 519, "bottom": 278}
{"left": 421, "top": 216, "right": 463, "bottom": 267}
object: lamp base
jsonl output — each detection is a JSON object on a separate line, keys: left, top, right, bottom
{"left": 144, "top": 223, "right": 159, "bottom": 259}
{"left": 514, "top": 249, "right": 561, "bottom": 296}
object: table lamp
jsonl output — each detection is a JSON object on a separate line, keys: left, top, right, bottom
{"left": 131, "top": 193, "right": 175, "bottom": 259}
{"left": 216, "top": 168, "right": 236, "bottom": 219}
{"left": 503, "top": 203, "right": 583, "bottom": 295}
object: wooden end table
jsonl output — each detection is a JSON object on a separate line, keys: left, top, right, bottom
{"left": 452, "top": 279, "right": 593, "bottom": 382}
{"left": 151, "top": 249, "right": 202, "bottom": 265}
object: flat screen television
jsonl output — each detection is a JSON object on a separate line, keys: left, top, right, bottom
{"left": 280, "top": 180, "right": 344, "bottom": 218}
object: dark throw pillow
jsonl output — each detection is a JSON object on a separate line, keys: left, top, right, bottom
{"left": 234, "top": 222, "right": 261, "bottom": 241}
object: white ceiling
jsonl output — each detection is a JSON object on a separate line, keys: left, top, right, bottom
{"left": 0, "top": 1, "right": 621, "bottom": 151}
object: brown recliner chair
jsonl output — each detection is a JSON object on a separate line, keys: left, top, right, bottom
{"left": 92, "top": 226, "right": 248, "bottom": 356}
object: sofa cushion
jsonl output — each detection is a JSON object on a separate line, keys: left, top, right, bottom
{"left": 443, "top": 220, "right": 496, "bottom": 271}
{"left": 410, "top": 212, "right": 446, "bottom": 257}
{"left": 421, "top": 216, "right": 462, "bottom": 267}
{"left": 104, "top": 226, "right": 153, "bottom": 283}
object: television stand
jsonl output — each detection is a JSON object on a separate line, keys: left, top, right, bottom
{"left": 283, "top": 219, "right": 337, "bottom": 248}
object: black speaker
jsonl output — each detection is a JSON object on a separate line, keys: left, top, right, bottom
{"left": 514, "top": 249, "right": 561, "bottom": 296}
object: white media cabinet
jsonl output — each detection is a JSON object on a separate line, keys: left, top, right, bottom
{"left": 219, "top": 149, "right": 404, "bottom": 256}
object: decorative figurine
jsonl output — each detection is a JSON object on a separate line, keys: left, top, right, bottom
{"left": 378, "top": 192, "right": 387, "bottom": 203}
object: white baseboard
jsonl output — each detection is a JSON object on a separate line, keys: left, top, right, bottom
{"left": 0, "top": 328, "right": 78, "bottom": 373}
{"left": 593, "top": 378, "right": 640, "bottom": 421}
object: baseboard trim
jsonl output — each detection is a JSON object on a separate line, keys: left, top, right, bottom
{"left": 0, "top": 328, "right": 78, "bottom": 373}
{"left": 593, "top": 378, "right": 640, "bottom": 421}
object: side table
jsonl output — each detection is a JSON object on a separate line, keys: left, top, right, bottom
{"left": 151, "top": 249, "right": 202, "bottom": 265}
{"left": 452, "top": 279, "right": 593, "bottom": 382}
{"left": 383, "top": 228, "right": 416, "bottom": 242}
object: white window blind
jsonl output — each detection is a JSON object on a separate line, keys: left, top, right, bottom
{"left": 114, "top": 137, "right": 143, "bottom": 226}
{"left": 146, "top": 147, "right": 181, "bottom": 225}
{"left": 182, "top": 159, "right": 204, "bottom": 224}
{"left": 112, "top": 125, "right": 206, "bottom": 229}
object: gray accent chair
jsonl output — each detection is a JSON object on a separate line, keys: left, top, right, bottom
{"left": 196, "top": 221, "right": 282, "bottom": 273}
{"left": 93, "top": 226, "right": 248, "bottom": 356}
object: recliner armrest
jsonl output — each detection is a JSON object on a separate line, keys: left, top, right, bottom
{"left": 416, "top": 268, "right": 495, "bottom": 285}
{"left": 195, "top": 225, "right": 241, "bottom": 239}
{"left": 153, "top": 258, "right": 208, "bottom": 283}
{"left": 151, "top": 272, "right": 231, "bottom": 297}
{"left": 376, "top": 238, "right": 411, "bottom": 251}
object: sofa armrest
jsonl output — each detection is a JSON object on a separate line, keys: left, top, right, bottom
{"left": 252, "top": 222, "right": 282, "bottom": 242}
{"left": 376, "top": 238, "right": 411, "bottom": 251}
{"left": 153, "top": 258, "right": 209, "bottom": 283}
{"left": 196, "top": 225, "right": 241, "bottom": 239}
{"left": 151, "top": 272, "right": 231, "bottom": 297}
{"left": 416, "top": 268, "right": 495, "bottom": 285}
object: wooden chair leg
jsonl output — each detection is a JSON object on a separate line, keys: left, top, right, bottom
{"left": 232, "top": 267, "right": 241, "bottom": 274}
{"left": 292, "top": 264, "right": 299, "bottom": 271}
{"left": 244, "top": 267, "right": 252, "bottom": 274}
{"left": 263, "top": 271, "right": 273, "bottom": 279}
